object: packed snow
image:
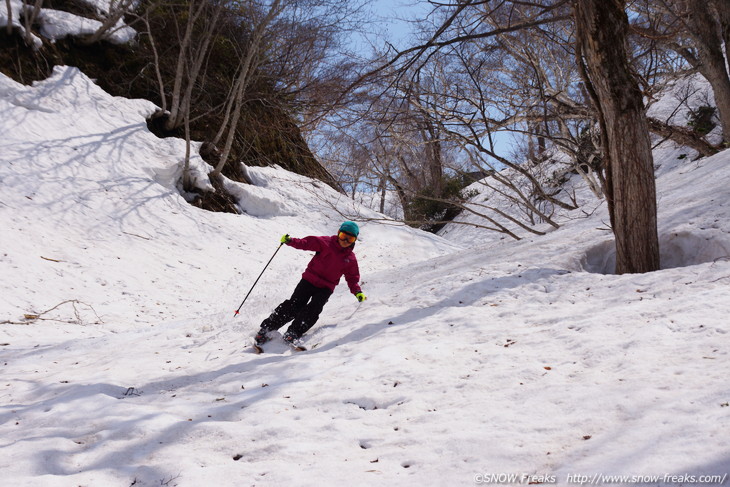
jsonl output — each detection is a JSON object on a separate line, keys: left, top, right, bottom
{"left": 1, "top": 67, "right": 729, "bottom": 487}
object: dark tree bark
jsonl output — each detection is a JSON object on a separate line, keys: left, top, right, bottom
{"left": 711, "top": 0, "right": 730, "bottom": 71}
{"left": 575, "top": 0, "right": 660, "bottom": 274}
{"left": 679, "top": 0, "right": 730, "bottom": 143}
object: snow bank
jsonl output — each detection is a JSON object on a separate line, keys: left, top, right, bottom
{"left": 0, "top": 0, "right": 137, "bottom": 46}
{"left": 38, "top": 9, "right": 136, "bottom": 45}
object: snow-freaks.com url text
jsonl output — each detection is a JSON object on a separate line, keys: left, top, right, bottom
{"left": 473, "top": 472, "right": 728, "bottom": 485}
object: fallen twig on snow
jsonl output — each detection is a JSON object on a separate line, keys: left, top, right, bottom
{"left": 40, "top": 255, "right": 64, "bottom": 262}
{"left": 1, "top": 299, "right": 103, "bottom": 325}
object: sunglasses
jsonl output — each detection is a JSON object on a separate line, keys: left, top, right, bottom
{"left": 338, "top": 231, "right": 357, "bottom": 243}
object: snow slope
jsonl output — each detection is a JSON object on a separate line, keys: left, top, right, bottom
{"left": 1, "top": 67, "right": 729, "bottom": 487}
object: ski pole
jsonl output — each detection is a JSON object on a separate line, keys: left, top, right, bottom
{"left": 233, "top": 241, "right": 284, "bottom": 317}
{"left": 346, "top": 301, "right": 363, "bottom": 320}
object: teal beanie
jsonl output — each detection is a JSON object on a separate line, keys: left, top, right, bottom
{"left": 339, "top": 221, "right": 359, "bottom": 237}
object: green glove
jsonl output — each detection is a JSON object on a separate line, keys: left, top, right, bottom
{"left": 356, "top": 292, "right": 367, "bottom": 302}
{"left": 280, "top": 234, "right": 291, "bottom": 244}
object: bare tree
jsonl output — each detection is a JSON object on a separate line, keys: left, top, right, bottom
{"left": 137, "top": 8, "right": 167, "bottom": 112}
{"left": 82, "top": 0, "right": 137, "bottom": 45}
{"left": 163, "top": 0, "right": 224, "bottom": 132}
{"left": 330, "top": 0, "right": 661, "bottom": 262}
{"left": 631, "top": 0, "right": 730, "bottom": 143}
{"left": 135, "top": 0, "right": 227, "bottom": 191}
{"left": 575, "top": 0, "right": 660, "bottom": 274}
{"left": 21, "top": 0, "right": 43, "bottom": 47}
{"left": 711, "top": 0, "right": 730, "bottom": 70}
{"left": 5, "top": 0, "right": 13, "bottom": 36}
{"left": 210, "top": 0, "right": 284, "bottom": 180}
{"left": 673, "top": 0, "right": 730, "bottom": 143}
{"left": 313, "top": 0, "right": 589, "bottom": 236}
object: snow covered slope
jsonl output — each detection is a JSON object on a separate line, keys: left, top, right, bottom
{"left": 1, "top": 68, "right": 729, "bottom": 486}
{"left": 0, "top": 66, "right": 459, "bottom": 328}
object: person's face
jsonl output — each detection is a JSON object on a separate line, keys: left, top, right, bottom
{"left": 338, "top": 231, "right": 356, "bottom": 247}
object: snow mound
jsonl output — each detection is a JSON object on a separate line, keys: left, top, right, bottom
{"left": 226, "top": 183, "right": 297, "bottom": 217}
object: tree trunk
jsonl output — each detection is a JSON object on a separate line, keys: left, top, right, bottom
{"left": 710, "top": 0, "right": 730, "bottom": 73}
{"left": 377, "top": 175, "right": 387, "bottom": 214}
{"left": 82, "top": 0, "right": 136, "bottom": 45}
{"left": 680, "top": 0, "right": 730, "bottom": 143}
{"left": 647, "top": 117, "right": 718, "bottom": 157}
{"left": 164, "top": 0, "right": 208, "bottom": 131}
{"left": 420, "top": 119, "right": 443, "bottom": 197}
{"left": 575, "top": 0, "right": 660, "bottom": 274}
{"left": 5, "top": 0, "right": 13, "bottom": 35}
{"left": 211, "top": 0, "right": 283, "bottom": 178}
{"left": 22, "top": 0, "right": 43, "bottom": 47}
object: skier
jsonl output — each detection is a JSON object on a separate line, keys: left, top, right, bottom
{"left": 254, "top": 221, "right": 366, "bottom": 348}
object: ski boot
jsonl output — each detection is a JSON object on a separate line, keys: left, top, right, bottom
{"left": 254, "top": 328, "right": 271, "bottom": 346}
{"left": 283, "top": 332, "right": 307, "bottom": 352}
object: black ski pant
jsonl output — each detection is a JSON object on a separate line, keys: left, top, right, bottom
{"left": 260, "top": 279, "right": 333, "bottom": 338}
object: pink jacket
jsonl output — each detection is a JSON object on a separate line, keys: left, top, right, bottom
{"left": 286, "top": 235, "right": 362, "bottom": 294}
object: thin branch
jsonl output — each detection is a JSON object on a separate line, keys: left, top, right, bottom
{"left": 2, "top": 300, "right": 103, "bottom": 325}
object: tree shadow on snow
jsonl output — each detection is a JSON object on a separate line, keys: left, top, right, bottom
{"left": 311, "top": 266, "right": 572, "bottom": 353}
{"left": 4, "top": 349, "right": 309, "bottom": 483}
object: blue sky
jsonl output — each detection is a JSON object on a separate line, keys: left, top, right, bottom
{"left": 351, "top": 0, "right": 431, "bottom": 54}
{"left": 348, "top": 0, "right": 511, "bottom": 160}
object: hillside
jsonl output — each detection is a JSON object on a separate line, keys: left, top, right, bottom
{"left": 1, "top": 65, "right": 730, "bottom": 487}
{"left": 0, "top": 0, "right": 339, "bottom": 194}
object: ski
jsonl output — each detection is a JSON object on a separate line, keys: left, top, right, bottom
{"left": 251, "top": 337, "right": 306, "bottom": 353}
{"left": 252, "top": 333, "right": 268, "bottom": 354}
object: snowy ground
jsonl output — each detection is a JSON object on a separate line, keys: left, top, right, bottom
{"left": 1, "top": 67, "right": 730, "bottom": 487}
